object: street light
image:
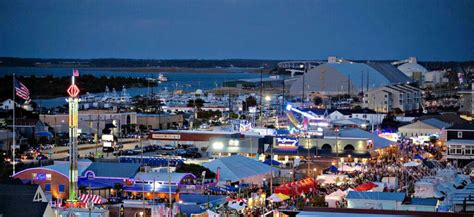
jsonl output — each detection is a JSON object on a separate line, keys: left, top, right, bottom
{"left": 133, "top": 211, "right": 144, "bottom": 217}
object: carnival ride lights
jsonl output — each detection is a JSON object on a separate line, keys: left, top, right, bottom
{"left": 285, "top": 103, "right": 328, "bottom": 132}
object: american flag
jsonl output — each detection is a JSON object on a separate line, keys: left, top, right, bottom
{"left": 73, "top": 69, "right": 79, "bottom": 77}
{"left": 15, "top": 79, "right": 30, "bottom": 101}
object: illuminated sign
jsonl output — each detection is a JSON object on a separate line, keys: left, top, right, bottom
{"left": 102, "top": 134, "right": 114, "bottom": 141}
{"left": 67, "top": 84, "right": 80, "bottom": 98}
{"left": 36, "top": 173, "right": 47, "bottom": 181}
{"left": 275, "top": 137, "right": 299, "bottom": 149}
{"left": 151, "top": 134, "right": 181, "bottom": 140}
{"left": 103, "top": 141, "right": 112, "bottom": 147}
{"left": 85, "top": 171, "right": 95, "bottom": 180}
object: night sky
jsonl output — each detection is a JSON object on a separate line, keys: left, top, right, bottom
{"left": 0, "top": 0, "right": 472, "bottom": 60}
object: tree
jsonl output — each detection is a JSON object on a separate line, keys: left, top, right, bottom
{"left": 187, "top": 98, "right": 205, "bottom": 109}
{"left": 381, "top": 115, "right": 400, "bottom": 130}
{"left": 229, "top": 112, "right": 238, "bottom": 119}
{"left": 242, "top": 96, "right": 257, "bottom": 111}
{"left": 175, "top": 163, "right": 216, "bottom": 179}
{"left": 313, "top": 96, "right": 323, "bottom": 106}
{"left": 133, "top": 97, "right": 163, "bottom": 113}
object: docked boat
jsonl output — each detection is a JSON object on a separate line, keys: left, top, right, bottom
{"left": 158, "top": 73, "right": 168, "bottom": 82}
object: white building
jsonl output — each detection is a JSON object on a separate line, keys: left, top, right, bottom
{"left": 0, "top": 99, "right": 15, "bottom": 110}
{"left": 363, "top": 84, "right": 422, "bottom": 112}
{"left": 398, "top": 118, "right": 451, "bottom": 138}
{"left": 459, "top": 84, "right": 474, "bottom": 117}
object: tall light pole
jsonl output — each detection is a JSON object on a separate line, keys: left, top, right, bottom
{"left": 301, "top": 63, "right": 306, "bottom": 106}
{"left": 66, "top": 73, "right": 80, "bottom": 203}
{"left": 259, "top": 66, "right": 263, "bottom": 127}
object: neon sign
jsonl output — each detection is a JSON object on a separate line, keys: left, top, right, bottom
{"left": 67, "top": 84, "right": 80, "bottom": 98}
{"left": 275, "top": 137, "right": 299, "bottom": 149}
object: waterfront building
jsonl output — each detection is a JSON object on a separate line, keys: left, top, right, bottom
{"left": 445, "top": 122, "right": 474, "bottom": 167}
{"left": 149, "top": 130, "right": 241, "bottom": 150}
{"left": 289, "top": 56, "right": 410, "bottom": 97}
{"left": 266, "top": 128, "right": 394, "bottom": 162}
{"left": 363, "top": 84, "right": 422, "bottom": 113}
{"left": 398, "top": 118, "right": 451, "bottom": 138}
{"left": 40, "top": 110, "right": 137, "bottom": 135}
{"left": 137, "top": 113, "right": 184, "bottom": 130}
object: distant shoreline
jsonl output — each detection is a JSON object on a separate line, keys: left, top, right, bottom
{"left": 0, "top": 66, "right": 272, "bottom": 74}
{"left": 109, "top": 67, "right": 271, "bottom": 73}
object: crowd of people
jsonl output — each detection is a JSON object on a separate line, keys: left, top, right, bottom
{"left": 203, "top": 137, "right": 453, "bottom": 216}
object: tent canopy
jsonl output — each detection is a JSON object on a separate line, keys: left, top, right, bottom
{"left": 203, "top": 155, "right": 277, "bottom": 182}
{"left": 355, "top": 182, "right": 378, "bottom": 192}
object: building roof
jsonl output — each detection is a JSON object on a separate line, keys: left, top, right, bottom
{"left": 420, "top": 118, "right": 451, "bottom": 129}
{"left": 417, "top": 113, "right": 468, "bottom": 125}
{"left": 397, "top": 63, "right": 428, "bottom": 76}
{"left": 0, "top": 184, "right": 49, "bottom": 217}
{"left": 408, "top": 197, "right": 438, "bottom": 206}
{"left": 346, "top": 191, "right": 405, "bottom": 201}
{"left": 445, "top": 140, "right": 474, "bottom": 146}
{"left": 42, "top": 160, "right": 92, "bottom": 178}
{"left": 289, "top": 62, "right": 410, "bottom": 96}
{"left": 365, "top": 62, "right": 411, "bottom": 84}
{"left": 203, "top": 155, "right": 275, "bottom": 182}
{"left": 85, "top": 162, "right": 140, "bottom": 178}
{"left": 332, "top": 118, "right": 368, "bottom": 126}
{"left": 447, "top": 122, "right": 474, "bottom": 131}
{"left": 325, "top": 128, "right": 394, "bottom": 149}
{"left": 134, "top": 172, "right": 195, "bottom": 184}
{"left": 398, "top": 118, "right": 451, "bottom": 131}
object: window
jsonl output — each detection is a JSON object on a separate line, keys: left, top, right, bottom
{"left": 46, "top": 174, "right": 52, "bottom": 181}
{"left": 458, "top": 132, "right": 463, "bottom": 138}
{"left": 32, "top": 173, "right": 37, "bottom": 179}
{"left": 45, "top": 183, "right": 51, "bottom": 192}
{"left": 466, "top": 147, "right": 473, "bottom": 155}
{"left": 58, "top": 184, "right": 65, "bottom": 193}
{"left": 363, "top": 114, "right": 367, "bottom": 118}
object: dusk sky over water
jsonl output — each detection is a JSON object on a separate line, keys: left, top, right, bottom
{"left": 0, "top": 0, "right": 472, "bottom": 60}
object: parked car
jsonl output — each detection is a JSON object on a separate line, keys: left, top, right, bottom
{"left": 163, "top": 145, "right": 176, "bottom": 150}
{"left": 113, "top": 150, "right": 124, "bottom": 156}
{"left": 180, "top": 150, "right": 202, "bottom": 158}
{"left": 122, "top": 149, "right": 136, "bottom": 156}
{"left": 36, "top": 154, "right": 48, "bottom": 161}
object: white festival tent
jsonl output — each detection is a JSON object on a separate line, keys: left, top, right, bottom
{"left": 317, "top": 174, "right": 350, "bottom": 185}
{"left": 324, "top": 189, "right": 347, "bottom": 208}
{"left": 403, "top": 161, "right": 422, "bottom": 167}
{"left": 381, "top": 177, "right": 399, "bottom": 190}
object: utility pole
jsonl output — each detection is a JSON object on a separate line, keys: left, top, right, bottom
{"left": 302, "top": 64, "right": 305, "bottom": 107}
{"left": 12, "top": 74, "right": 16, "bottom": 176}
{"left": 259, "top": 66, "right": 263, "bottom": 127}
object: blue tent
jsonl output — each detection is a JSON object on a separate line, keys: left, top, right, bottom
{"left": 327, "top": 165, "right": 338, "bottom": 173}
{"left": 415, "top": 154, "right": 424, "bottom": 161}
{"left": 35, "top": 131, "right": 53, "bottom": 138}
{"left": 263, "top": 159, "right": 281, "bottom": 166}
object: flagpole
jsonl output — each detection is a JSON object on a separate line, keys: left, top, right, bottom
{"left": 12, "top": 74, "right": 16, "bottom": 176}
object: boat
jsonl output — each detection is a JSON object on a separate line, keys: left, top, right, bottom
{"left": 158, "top": 73, "right": 168, "bottom": 82}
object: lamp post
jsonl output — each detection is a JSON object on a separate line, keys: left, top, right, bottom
{"left": 301, "top": 64, "right": 305, "bottom": 106}
{"left": 134, "top": 211, "right": 144, "bottom": 217}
